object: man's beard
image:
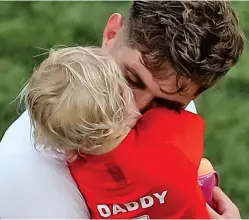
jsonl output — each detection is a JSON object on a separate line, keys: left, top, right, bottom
{"left": 141, "top": 97, "right": 183, "bottom": 114}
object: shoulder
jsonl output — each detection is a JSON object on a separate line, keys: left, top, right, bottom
{"left": 139, "top": 107, "right": 204, "bottom": 130}
{"left": 0, "top": 153, "right": 89, "bottom": 218}
{"left": 136, "top": 107, "right": 205, "bottom": 168}
{"left": 145, "top": 142, "right": 208, "bottom": 218}
{"left": 0, "top": 110, "right": 33, "bottom": 154}
{"left": 0, "top": 112, "right": 89, "bottom": 218}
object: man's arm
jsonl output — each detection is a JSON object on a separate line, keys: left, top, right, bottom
{"left": 0, "top": 111, "right": 90, "bottom": 218}
{"left": 207, "top": 187, "right": 241, "bottom": 219}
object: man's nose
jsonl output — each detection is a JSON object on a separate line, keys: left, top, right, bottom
{"left": 133, "top": 90, "right": 154, "bottom": 112}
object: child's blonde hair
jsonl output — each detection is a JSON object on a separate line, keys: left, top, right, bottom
{"left": 20, "top": 46, "right": 135, "bottom": 155}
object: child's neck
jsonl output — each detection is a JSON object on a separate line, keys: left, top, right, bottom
{"left": 87, "top": 127, "right": 131, "bottom": 156}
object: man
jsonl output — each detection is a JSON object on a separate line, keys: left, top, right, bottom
{"left": 0, "top": 1, "right": 244, "bottom": 219}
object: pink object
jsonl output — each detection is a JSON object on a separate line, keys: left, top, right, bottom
{"left": 198, "top": 171, "right": 219, "bottom": 207}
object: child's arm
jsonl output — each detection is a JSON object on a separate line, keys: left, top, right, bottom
{"left": 136, "top": 107, "right": 209, "bottom": 218}
{"left": 180, "top": 186, "right": 211, "bottom": 219}
{"left": 137, "top": 107, "right": 205, "bottom": 167}
{"left": 183, "top": 183, "right": 211, "bottom": 218}
{"left": 158, "top": 144, "right": 210, "bottom": 219}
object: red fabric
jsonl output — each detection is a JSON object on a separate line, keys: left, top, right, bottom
{"left": 69, "top": 107, "right": 210, "bottom": 219}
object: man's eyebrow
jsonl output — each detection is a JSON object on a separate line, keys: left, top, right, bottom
{"left": 159, "top": 86, "right": 185, "bottom": 96}
{"left": 159, "top": 87, "right": 175, "bottom": 95}
{"left": 126, "top": 65, "right": 184, "bottom": 108}
{"left": 125, "top": 64, "right": 138, "bottom": 75}
{"left": 125, "top": 65, "right": 142, "bottom": 80}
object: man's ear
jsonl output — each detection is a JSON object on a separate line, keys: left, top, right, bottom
{"left": 102, "top": 13, "right": 123, "bottom": 49}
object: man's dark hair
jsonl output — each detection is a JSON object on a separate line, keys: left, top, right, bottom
{"left": 126, "top": 1, "right": 245, "bottom": 94}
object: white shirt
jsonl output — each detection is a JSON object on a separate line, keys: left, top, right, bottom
{"left": 0, "top": 101, "right": 197, "bottom": 218}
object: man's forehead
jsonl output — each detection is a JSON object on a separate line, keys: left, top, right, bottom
{"left": 120, "top": 47, "right": 177, "bottom": 81}
{"left": 126, "top": 55, "right": 198, "bottom": 96}
{"left": 128, "top": 56, "right": 176, "bottom": 80}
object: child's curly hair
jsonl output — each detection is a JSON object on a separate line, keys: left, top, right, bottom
{"left": 19, "top": 46, "right": 135, "bottom": 157}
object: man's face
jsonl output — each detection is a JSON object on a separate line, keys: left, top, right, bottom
{"left": 102, "top": 14, "right": 199, "bottom": 112}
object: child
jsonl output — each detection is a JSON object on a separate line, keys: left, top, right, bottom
{"left": 21, "top": 46, "right": 210, "bottom": 219}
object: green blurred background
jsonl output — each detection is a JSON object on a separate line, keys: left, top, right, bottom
{"left": 0, "top": 1, "right": 248, "bottom": 217}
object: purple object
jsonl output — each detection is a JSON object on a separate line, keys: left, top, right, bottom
{"left": 198, "top": 171, "right": 219, "bottom": 207}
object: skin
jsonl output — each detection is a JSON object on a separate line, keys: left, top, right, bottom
{"left": 101, "top": 13, "right": 241, "bottom": 219}
{"left": 207, "top": 187, "right": 241, "bottom": 219}
{"left": 102, "top": 14, "right": 199, "bottom": 112}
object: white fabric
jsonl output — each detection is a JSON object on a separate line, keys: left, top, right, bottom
{"left": 185, "top": 100, "right": 197, "bottom": 114}
{"left": 0, "top": 111, "right": 90, "bottom": 219}
{"left": 0, "top": 101, "right": 196, "bottom": 218}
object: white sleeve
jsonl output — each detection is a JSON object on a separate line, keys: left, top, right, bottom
{"left": 0, "top": 111, "right": 90, "bottom": 219}
{"left": 185, "top": 100, "right": 197, "bottom": 114}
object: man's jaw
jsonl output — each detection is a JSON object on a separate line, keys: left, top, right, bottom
{"left": 140, "top": 97, "right": 184, "bottom": 114}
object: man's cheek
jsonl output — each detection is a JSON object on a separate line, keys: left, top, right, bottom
{"left": 132, "top": 90, "right": 154, "bottom": 112}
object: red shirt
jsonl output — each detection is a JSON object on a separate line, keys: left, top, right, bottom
{"left": 69, "top": 107, "right": 210, "bottom": 219}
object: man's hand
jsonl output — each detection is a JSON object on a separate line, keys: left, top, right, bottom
{"left": 207, "top": 187, "right": 241, "bottom": 219}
